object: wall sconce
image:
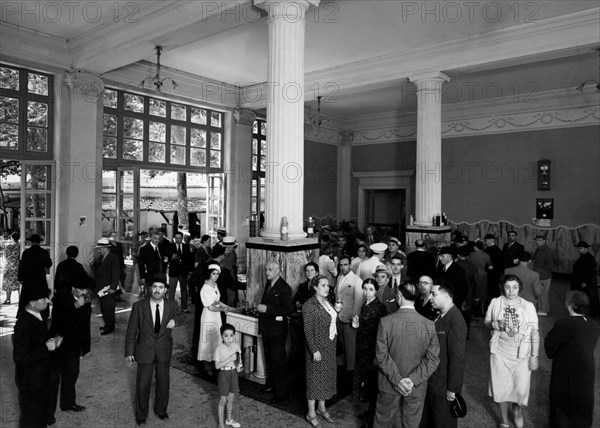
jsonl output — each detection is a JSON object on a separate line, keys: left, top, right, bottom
{"left": 537, "top": 159, "right": 551, "bottom": 190}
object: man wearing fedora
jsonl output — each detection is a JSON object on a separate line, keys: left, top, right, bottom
{"left": 17, "top": 234, "right": 53, "bottom": 319}
{"left": 571, "top": 241, "right": 599, "bottom": 317}
{"left": 436, "top": 247, "right": 468, "bottom": 319}
{"left": 484, "top": 234, "right": 503, "bottom": 307}
{"left": 384, "top": 237, "right": 406, "bottom": 266}
{"left": 420, "top": 279, "right": 467, "bottom": 428}
{"left": 91, "top": 238, "right": 121, "bottom": 335}
{"left": 125, "top": 274, "right": 184, "bottom": 425}
{"left": 47, "top": 271, "right": 94, "bottom": 423}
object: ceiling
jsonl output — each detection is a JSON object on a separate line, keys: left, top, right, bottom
{"left": 1, "top": 1, "right": 599, "bottom": 120}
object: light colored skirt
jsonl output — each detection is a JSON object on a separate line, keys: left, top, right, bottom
{"left": 488, "top": 346, "right": 531, "bottom": 406}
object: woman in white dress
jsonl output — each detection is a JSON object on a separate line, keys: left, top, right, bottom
{"left": 485, "top": 274, "right": 539, "bottom": 428}
{"left": 197, "top": 264, "right": 232, "bottom": 373}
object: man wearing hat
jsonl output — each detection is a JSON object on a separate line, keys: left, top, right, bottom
{"left": 571, "top": 241, "right": 599, "bottom": 317}
{"left": 373, "top": 264, "right": 399, "bottom": 314}
{"left": 47, "top": 271, "right": 94, "bottom": 422}
{"left": 505, "top": 252, "right": 541, "bottom": 308}
{"left": 484, "top": 234, "right": 503, "bottom": 307}
{"left": 17, "top": 233, "right": 53, "bottom": 318}
{"left": 502, "top": 231, "right": 524, "bottom": 270}
{"left": 91, "top": 238, "right": 121, "bottom": 335}
{"left": 13, "top": 286, "right": 62, "bottom": 427}
{"left": 455, "top": 246, "right": 480, "bottom": 319}
{"left": 384, "top": 237, "right": 406, "bottom": 266}
{"left": 216, "top": 228, "right": 227, "bottom": 245}
{"left": 532, "top": 235, "right": 554, "bottom": 316}
{"left": 219, "top": 236, "right": 239, "bottom": 306}
{"left": 436, "top": 247, "right": 469, "bottom": 326}
{"left": 357, "top": 243, "right": 387, "bottom": 281}
{"left": 125, "top": 274, "right": 184, "bottom": 425}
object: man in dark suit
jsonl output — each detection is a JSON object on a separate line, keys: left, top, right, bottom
{"left": 502, "top": 230, "right": 524, "bottom": 270}
{"left": 167, "top": 231, "right": 192, "bottom": 313}
{"left": 18, "top": 234, "right": 52, "bottom": 318}
{"left": 571, "top": 241, "right": 599, "bottom": 317}
{"left": 13, "top": 286, "right": 62, "bottom": 428}
{"left": 407, "top": 239, "right": 437, "bottom": 280}
{"left": 54, "top": 245, "right": 87, "bottom": 295}
{"left": 257, "top": 262, "right": 293, "bottom": 403}
{"left": 125, "top": 274, "right": 184, "bottom": 426}
{"left": 436, "top": 247, "right": 468, "bottom": 313}
{"left": 47, "top": 271, "right": 93, "bottom": 423}
{"left": 373, "top": 281, "right": 440, "bottom": 428}
{"left": 91, "top": 238, "right": 121, "bottom": 335}
{"left": 138, "top": 232, "right": 167, "bottom": 297}
{"left": 455, "top": 246, "right": 480, "bottom": 327}
{"left": 484, "top": 234, "right": 503, "bottom": 306}
{"left": 421, "top": 280, "right": 467, "bottom": 428}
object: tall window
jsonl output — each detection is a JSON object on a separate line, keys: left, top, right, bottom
{"left": 103, "top": 88, "right": 223, "bottom": 171}
{"left": 0, "top": 64, "right": 53, "bottom": 159}
{"left": 251, "top": 119, "right": 266, "bottom": 216}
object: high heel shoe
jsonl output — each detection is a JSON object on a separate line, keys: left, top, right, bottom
{"left": 306, "top": 413, "right": 320, "bottom": 427}
{"left": 316, "top": 408, "right": 335, "bottom": 423}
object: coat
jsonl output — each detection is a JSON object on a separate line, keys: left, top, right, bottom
{"left": 54, "top": 258, "right": 88, "bottom": 294}
{"left": 13, "top": 311, "right": 50, "bottom": 390}
{"left": 167, "top": 242, "right": 192, "bottom": 277}
{"left": 48, "top": 291, "right": 92, "bottom": 356}
{"left": 406, "top": 250, "right": 437, "bottom": 280}
{"left": 258, "top": 276, "right": 292, "bottom": 337}
{"left": 91, "top": 252, "right": 121, "bottom": 292}
{"left": 436, "top": 262, "right": 468, "bottom": 309}
{"left": 124, "top": 298, "right": 184, "bottom": 364}
{"left": 138, "top": 244, "right": 166, "bottom": 281}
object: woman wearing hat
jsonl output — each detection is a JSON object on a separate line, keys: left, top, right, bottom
{"left": 484, "top": 274, "right": 539, "bottom": 428}
{"left": 197, "top": 264, "right": 232, "bottom": 374}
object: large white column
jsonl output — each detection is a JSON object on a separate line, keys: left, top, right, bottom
{"left": 336, "top": 132, "right": 353, "bottom": 221}
{"left": 256, "top": 0, "right": 319, "bottom": 240}
{"left": 411, "top": 72, "right": 449, "bottom": 226}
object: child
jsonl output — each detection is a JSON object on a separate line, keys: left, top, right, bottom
{"left": 214, "top": 323, "right": 243, "bottom": 428}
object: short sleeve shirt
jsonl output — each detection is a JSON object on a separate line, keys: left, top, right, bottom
{"left": 213, "top": 342, "right": 241, "bottom": 367}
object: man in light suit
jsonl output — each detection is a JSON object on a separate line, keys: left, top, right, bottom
{"left": 336, "top": 255, "right": 364, "bottom": 372}
{"left": 91, "top": 238, "right": 121, "bottom": 335}
{"left": 257, "top": 262, "right": 293, "bottom": 403}
{"left": 374, "top": 281, "right": 440, "bottom": 428}
{"left": 125, "top": 274, "right": 184, "bottom": 426}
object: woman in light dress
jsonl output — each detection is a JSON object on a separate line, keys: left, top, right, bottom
{"left": 484, "top": 274, "right": 539, "bottom": 428}
{"left": 197, "top": 264, "right": 232, "bottom": 374}
{"left": 2, "top": 232, "right": 20, "bottom": 304}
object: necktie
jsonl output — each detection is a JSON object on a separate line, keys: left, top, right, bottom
{"left": 393, "top": 279, "right": 398, "bottom": 290}
{"left": 261, "top": 281, "right": 271, "bottom": 304}
{"left": 177, "top": 244, "right": 182, "bottom": 257}
{"left": 154, "top": 304, "right": 160, "bottom": 334}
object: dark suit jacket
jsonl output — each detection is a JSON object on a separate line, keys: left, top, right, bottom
{"left": 54, "top": 258, "right": 87, "bottom": 294}
{"left": 91, "top": 252, "right": 121, "bottom": 292}
{"left": 258, "top": 277, "right": 292, "bottom": 337}
{"left": 138, "top": 244, "right": 166, "bottom": 281}
{"left": 428, "top": 305, "right": 467, "bottom": 397}
{"left": 375, "top": 308, "right": 440, "bottom": 395}
{"left": 502, "top": 241, "right": 524, "bottom": 269}
{"left": 455, "top": 259, "right": 480, "bottom": 305}
{"left": 124, "top": 298, "right": 184, "bottom": 364}
{"left": 167, "top": 242, "right": 192, "bottom": 277}
{"left": 18, "top": 245, "right": 52, "bottom": 285}
{"left": 407, "top": 250, "right": 436, "bottom": 280}
{"left": 436, "top": 262, "right": 468, "bottom": 309}
{"left": 12, "top": 311, "right": 50, "bottom": 390}
{"left": 49, "top": 292, "right": 92, "bottom": 356}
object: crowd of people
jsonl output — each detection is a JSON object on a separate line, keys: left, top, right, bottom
{"left": 3, "top": 224, "right": 600, "bottom": 428}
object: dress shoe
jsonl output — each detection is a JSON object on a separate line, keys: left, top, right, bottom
{"left": 100, "top": 330, "right": 114, "bottom": 335}
{"left": 261, "top": 385, "right": 273, "bottom": 393}
{"left": 62, "top": 404, "right": 86, "bottom": 412}
{"left": 155, "top": 412, "right": 168, "bottom": 420}
{"left": 47, "top": 416, "right": 56, "bottom": 425}
{"left": 136, "top": 419, "right": 146, "bottom": 426}
{"left": 270, "top": 395, "right": 289, "bottom": 404}
{"left": 99, "top": 326, "right": 105, "bottom": 331}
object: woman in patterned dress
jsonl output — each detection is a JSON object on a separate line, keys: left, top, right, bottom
{"left": 303, "top": 275, "right": 339, "bottom": 427}
{"left": 353, "top": 278, "right": 387, "bottom": 428}
{"left": 2, "top": 232, "right": 20, "bottom": 304}
{"left": 197, "top": 264, "right": 232, "bottom": 374}
{"left": 485, "top": 274, "right": 539, "bottom": 428}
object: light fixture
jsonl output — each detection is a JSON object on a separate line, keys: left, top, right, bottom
{"left": 307, "top": 96, "right": 330, "bottom": 132}
{"left": 537, "top": 159, "right": 551, "bottom": 191}
{"left": 575, "top": 49, "right": 600, "bottom": 93}
{"left": 139, "top": 46, "right": 177, "bottom": 94}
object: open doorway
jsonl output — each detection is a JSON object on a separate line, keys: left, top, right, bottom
{"left": 364, "top": 189, "right": 406, "bottom": 244}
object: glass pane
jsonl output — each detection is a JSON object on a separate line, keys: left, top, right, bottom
{"left": 103, "top": 137, "right": 117, "bottom": 159}
{"left": 170, "top": 145, "right": 186, "bottom": 165}
{"left": 252, "top": 155, "right": 257, "bottom": 171}
{"left": 171, "top": 125, "right": 186, "bottom": 145}
{"left": 261, "top": 140, "right": 267, "bottom": 154}
{"left": 190, "top": 128, "right": 206, "bottom": 147}
{"left": 25, "top": 193, "right": 48, "bottom": 218}
{"left": 0, "top": 67, "right": 19, "bottom": 90}
{"left": 149, "top": 121, "right": 165, "bottom": 142}
{"left": 123, "top": 139, "right": 143, "bottom": 161}
{"left": 252, "top": 121, "right": 258, "bottom": 134}
{"left": 25, "top": 221, "right": 50, "bottom": 242}
{"left": 190, "top": 148, "right": 206, "bottom": 167}
{"left": 149, "top": 98, "right": 166, "bottom": 117}
{"left": 124, "top": 93, "right": 144, "bottom": 113}
{"left": 261, "top": 121, "right": 266, "bottom": 135}
{"left": 103, "top": 114, "right": 117, "bottom": 136}
{"left": 210, "top": 111, "right": 222, "bottom": 127}
{"left": 120, "top": 218, "right": 135, "bottom": 240}
{"left": 27, "top": 73, "right": 48, "bottom": 95}
{"left": 119, "top": 195, "right": 134, "bottom": 216}
{"left": 124, "top": 117, "right": 144, "bottom": 139}
{"left": 252, "top": 138, "right": 257, "bottom": 154}
{"left": 149, "top": 142, "right": 165, "bottom": 163}
{"left": 26, "top": 165, "right": 49, "bottom": 190}
{"left": 252, "top": 181, "right": 257, "bottom": 197}
{"left": 120, "top": 170, "right": 134, "bottom": 194}
{"left": 0, "top": 124, "right": 19, "bottom": 150}
{"left": 0, "top": 97, "right": 19, "bottom": 122}
{"left": 191, "top": 107, "right": 207, "bottom": 124}
{"left": 103, "top": 89, "right": 118, "bottom": 108}
{"left": 210, "top": 150, "right": 221, "bottom": 168}
{"left": 27, "top": 101, "right": 48, "bottom": 127}
{"left": 171, "top": 103, "right": 186, "bottom": 121}
{"left": 27, "top": 127, "right": 47, "bottom": 152}
{"left": 102, "top": 170, "right": 117, "bottom": 193}
{"left": 259, "top": 155, "right": 266, "bottom": 172}
{"left": 210, "top": 132, "right": 221, "bottom": 149}
{"left": 251, "top": 198, "right": 257, "bottom": 214}
{"left": 102, "top": 194, "right": 116, "bottom": 212}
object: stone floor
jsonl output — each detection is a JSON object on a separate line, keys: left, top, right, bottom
{"left": 1, "top": 279, "right": 599, "bottom": 428}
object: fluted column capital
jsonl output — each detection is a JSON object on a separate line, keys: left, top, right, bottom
{"left": 64, "top": 70, "right": 104, "bottom": 101}
{"left": 337, "top": 131, "right": 354, "bottom": 146}
{"left": 255, "top": 0, "right": 320, "bottom": 18}
{"left": 233, "top": 108, "right": 257, "bottom": 126}
{"left": 409, "top": 71, "right": 450, "bottom": 85}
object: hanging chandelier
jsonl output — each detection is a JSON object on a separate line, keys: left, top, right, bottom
{"left": 307, "top": 96, "right": 330, "bottom": 132}
{"left": 139, "top": 46, "right": 177, "bottom": 94}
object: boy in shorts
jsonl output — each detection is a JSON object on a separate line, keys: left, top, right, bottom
{"left": 214, "top": 323, "right": 243, "bottom": 428}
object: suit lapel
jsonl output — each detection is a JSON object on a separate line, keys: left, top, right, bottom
{"left": 161, "top": 301, "right": 171, "bottom": 329}
{"left": 142, "top": 299, "right": 154, "bottom": 331}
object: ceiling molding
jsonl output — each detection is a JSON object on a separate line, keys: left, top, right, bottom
{"left": 0, "top": 24, "right": 71, "bottom": 69}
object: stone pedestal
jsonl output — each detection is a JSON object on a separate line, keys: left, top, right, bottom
{"left": 405, "top": 225, "right": 452, "bottom": 252}
{"left": 245, "top": 237, "right": 320, "bottom": 303}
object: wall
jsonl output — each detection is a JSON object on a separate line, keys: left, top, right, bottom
{"left": 442, "top": 126, "right": 600, "bottom": 227}
{"left": 304, "top": 140, "right": 337, "bottom": 219}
